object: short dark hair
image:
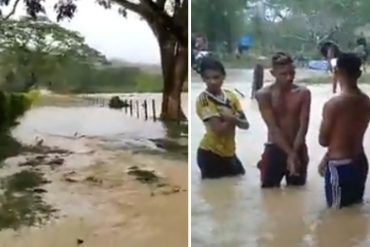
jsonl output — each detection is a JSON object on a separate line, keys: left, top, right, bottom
{"left": 319, "top": 41, "right": 340, "bottom": 58}
{"left": 337, "top": 52, "right": 362, "bottom": 77}
{"left": 271, "top": 52, "right": 293, "bottom": 67}
{"left": 199, "top": 57, "right": 226, "bottom": 76}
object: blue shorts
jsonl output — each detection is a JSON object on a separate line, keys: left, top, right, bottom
{"left": 325, "top": 153, "right": 368, "bottom": 208}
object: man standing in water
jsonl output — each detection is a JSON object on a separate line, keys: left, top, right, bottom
{"left": 320, "top": 41, "right": 341, "bottom": 93}
{"left": 196, "top": 58, "right": 249, "bottom": 179}
{"left": 256, "top": 52, "right": 311, "bottom": 188}
{"left": 251, "top": 63, "right": 264, "bottom": 99}
{"left": 318, "top": 53, "right": 370, "bottom": 208}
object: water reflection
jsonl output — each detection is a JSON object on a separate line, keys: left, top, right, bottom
{"left": 257, "top": 188, "right": 310, "bottom": 247}
{"left": 314, "top": 206, "right": 370, "bottom": 247}
{"left": 12, "top": 93, "right": 188, "bottom": 156}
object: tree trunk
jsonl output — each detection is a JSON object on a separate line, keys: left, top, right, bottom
{"left": 158, "top": 34, "right": 187, "bottom": 121}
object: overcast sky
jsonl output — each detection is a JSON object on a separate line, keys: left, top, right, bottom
{"left": 7, "top": 0, "right": 160, "bottom": 64}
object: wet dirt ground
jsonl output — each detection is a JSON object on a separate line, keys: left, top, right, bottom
{"left": 0, "top": 93, "right": 188, "bottom": 247}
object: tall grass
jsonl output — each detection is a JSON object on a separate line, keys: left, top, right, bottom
{"left": 11, "top": 61, "right": 189, "bottom": 94}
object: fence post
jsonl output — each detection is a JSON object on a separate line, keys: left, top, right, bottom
{"left": 152, "top": 99, "right": 156, "bottom": 121}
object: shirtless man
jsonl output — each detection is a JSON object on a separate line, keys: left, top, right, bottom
{"left": 251, "top": 63, "right": 264, "bottom": 99}
{"left": 318, "top": 53, "right": 370, "bottom": 208}
{"left": 256, "top": 52, "right": 311, "bottom": 188}
{"left": 320, "top": 42, "right": 341, "bottom": 93}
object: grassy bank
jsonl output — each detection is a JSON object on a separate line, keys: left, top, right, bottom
{"left": 47, "top": 67, "right": 188, "bottom": 94}
{"left": 1, "top": 63, "right": 188, "bottom": 94}
{"left": 299, "top": 73, "right": 370, "bottom": 84}
{"left": 222, "top": 53, "right": 271, "bottom": 69}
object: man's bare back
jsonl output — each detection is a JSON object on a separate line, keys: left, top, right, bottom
{"left": 320, "top": 91, "right": 370, "bottom": 159}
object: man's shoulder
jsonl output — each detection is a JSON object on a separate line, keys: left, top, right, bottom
{"left": 224, "top": 88, "right": 238, "bottom": 100}
{"left": 255, "top": 86, "right": 272, "bottom": 98}
{"left": 293, "top": 84, "right": 310, "bottom": 94}
{"left": 325, "top": 95, "right": 342, "bottom": 108}
{"left": 196, "top": 91, "right": 210, "bottom": 106}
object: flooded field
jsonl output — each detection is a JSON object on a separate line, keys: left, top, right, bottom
{"left": 0, "top": 92, "right": 188, "bottom": 247}
{"left": 191, "top": 70, "right": 370, "bottom": 247}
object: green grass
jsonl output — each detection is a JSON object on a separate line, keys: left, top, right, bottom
{"left": 299, "top": 73, "right": 370, "bottom": 84}
{"left": 1, "top": 61, "right": 188, "bottom": 94}
{"left": 222, "top": 53, "right": 271, "bottom": 69}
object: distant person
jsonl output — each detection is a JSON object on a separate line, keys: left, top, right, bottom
{"left": 238, "top": 35, "right": 252, "bottom": 55}
{"left": 196, "top": 58, "right": 250, "bottom": 179}
{"left": 195, "top": 35, "right": 206, "bottom": 51}
{"left": 256, "top": 52, "right": 311, "bottom": 188}
{"left": 318, "top": 53, "right": 370, "bottom": 208}
{"left": 191, "top": 36, "right": 196, "bottom": 67}
{"left": 251, "top": 64, "right": 264, "bottom": 99}
{"left": 320, "top": 41, "right": 341, "bottom": 93}
{"left": 354, "top": 37, "right": 368, "bottom": 73}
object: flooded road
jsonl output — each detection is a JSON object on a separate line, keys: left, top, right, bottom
{"left": 191, "top": 70, "right": 370, "bottom": 247}
{"left": 0, "top": 93, "right": 188, "bottom": 247}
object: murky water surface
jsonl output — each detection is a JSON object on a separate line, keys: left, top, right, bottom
{"left": 191, "top": 70, "right": 370, "bottom": 247}
{"left": 12, "top": 93, "right": 188, "bottom": 154}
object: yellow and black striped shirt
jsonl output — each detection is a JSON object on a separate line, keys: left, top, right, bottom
{"left": 196, "top": 89, "right": 245, "bottom": 157}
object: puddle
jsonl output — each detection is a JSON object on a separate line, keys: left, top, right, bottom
{"left": 0, "top": 169, "right": 55, "bottom": 230}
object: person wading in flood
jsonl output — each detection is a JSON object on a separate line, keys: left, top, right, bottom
{"left": 318, "top": 53, "right": 370, "bottom": 209}
{"left": 251, "top": 63, "right": 264, "bottom": 99}
{"left": 196, "top": 58, "right": 250, "bottom": 179}
{"left": 320, "top": 41, "right": 341, "bottom": 93}
{"left": 256, "top": 52, "right": 311, "bottom": 188}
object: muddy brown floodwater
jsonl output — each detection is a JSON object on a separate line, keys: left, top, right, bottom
{"left": 0, "top": 93, "right": 188, "bottom": 247}
{"left": 191, "top": 70, "right": 370, "bottom": 247}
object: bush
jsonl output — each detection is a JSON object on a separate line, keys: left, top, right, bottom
{"left": 0, "top": 90, "right": 39, "bottom": 131}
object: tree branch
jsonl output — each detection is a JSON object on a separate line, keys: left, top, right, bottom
{"left": 157, "top": 0, "right": 166, "bottom": 10}
{"left": 112, "top": 0, "right": 145, "bottom": 15}
{"left": 138, "top": 0, "right": 187, "bottom": 45}
{"left": 3, "top": 0, "right": 21, "bottom": 20}
{"left": 281, "top": 34, "right": 310, "bottom": 42}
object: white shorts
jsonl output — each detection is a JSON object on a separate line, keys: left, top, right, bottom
{"left": 330, "top": 58, "right": 337, "bottom": 68}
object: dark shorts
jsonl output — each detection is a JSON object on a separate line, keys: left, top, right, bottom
{"left": 257, "top": 143, "right": 308, "bottom": 188}
{"left": 197, "top": 149, "right": 245, "bottom": 179}
{"left": 325, "top": 153, "right": 368, "bottom": 208}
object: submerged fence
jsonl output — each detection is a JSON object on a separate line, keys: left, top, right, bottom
{"left": 83, "top": 96, "right": 160, "bottom": 121}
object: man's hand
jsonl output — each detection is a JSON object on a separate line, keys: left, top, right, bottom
{"left": 318, "top": 155, "right": 327, "bottom": 177}
{"left": 287, "top": 152, "right": 301, "bottom": 176}
{"left": 219, "top": 108, "right": 237, "bottom": 124}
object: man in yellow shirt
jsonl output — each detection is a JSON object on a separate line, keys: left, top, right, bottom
{"left": 196, "top": 58, "right": 249, "bottom": 179}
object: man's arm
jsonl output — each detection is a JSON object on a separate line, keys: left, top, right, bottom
{"left": 235, "top": 111, "right": 250, "bottom": 129}
{"left": 293, "top": 89, "right": 311, "bottom": 151}
{"left": 206, "top": 117, "right": 235, "bottom": 136}
{"left": 196, "top": 94, "right": 235, "bottom": 136}
{"left": 319, "top": 100, "right": 336, "bottom": 147}
{"left": 233, "top": 96, "right": 249, "bottom": 129}
{"left": 256, "top": 90, "right": 294, "bottom": 155}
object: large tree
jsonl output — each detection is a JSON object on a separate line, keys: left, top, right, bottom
{"left": 0, "top": 0, "right": 188, "bottom": 121}
{"left": 0, "top": 17, "right": 108, "bottom": 91}
{"left": 192, "top": 0, "right": 246, "bottom": 52}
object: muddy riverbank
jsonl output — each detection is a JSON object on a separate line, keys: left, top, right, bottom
{"left": 0, "top": 93, "right": 188, "bottom": 247}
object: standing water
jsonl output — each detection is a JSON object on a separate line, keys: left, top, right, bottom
{"left": 12, "top": 93, "right": 188, "bottom": 153}
{"left": 191, "top": 70, "right": 370, "bottom": 247}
